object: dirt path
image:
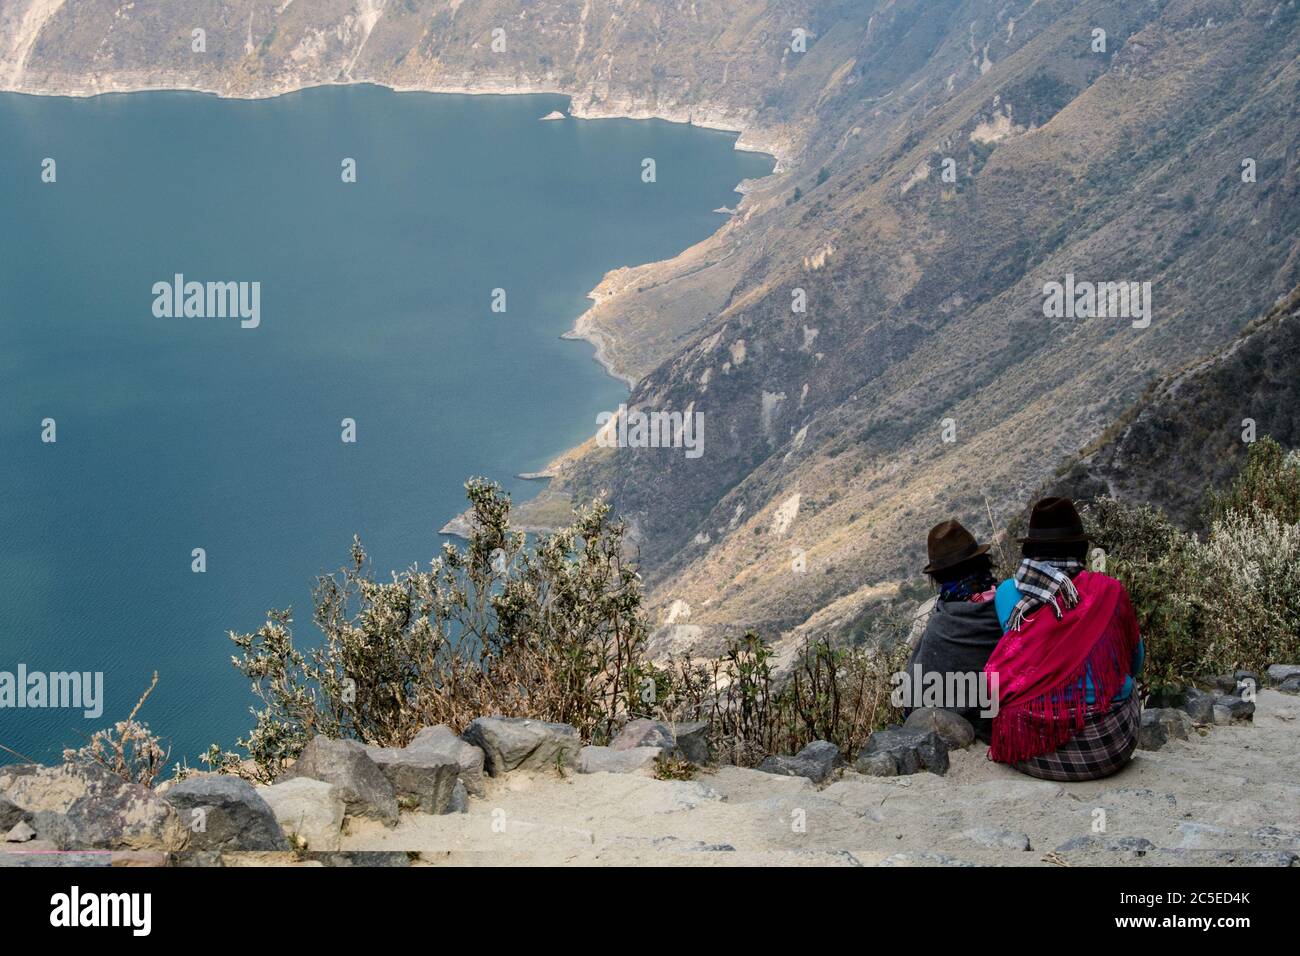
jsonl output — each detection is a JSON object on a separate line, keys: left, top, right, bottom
{"left": 341, "top": 690, "right": 1300, "bottom": 866}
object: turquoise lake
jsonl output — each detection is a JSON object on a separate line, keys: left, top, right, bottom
{"left": 0, "top": 85, "right": 772, "bottom": 764}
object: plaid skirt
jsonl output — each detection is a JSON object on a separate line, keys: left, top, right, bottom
{"left": 1013, "top": 693, "right": 1140, "bottom": 782}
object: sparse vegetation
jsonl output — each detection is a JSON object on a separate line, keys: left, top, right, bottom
{"left": 62, "top": 672, "right": 170, "bottom": 787}
{"left": 204, "top": 480, "right": 652, "bottom": 782}
{"left": 1085, "top": 438, "right": 1300, "bottom": 686}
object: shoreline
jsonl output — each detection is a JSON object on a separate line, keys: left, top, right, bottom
{"left": 2, "top": 73, "right": 786, "bottom": 535}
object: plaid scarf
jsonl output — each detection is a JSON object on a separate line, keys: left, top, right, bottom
{"left": 1006, "top": 558, "right": 1083, "bottom": 631}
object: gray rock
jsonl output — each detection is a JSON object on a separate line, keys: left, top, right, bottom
{"left": 854, "top": 752, "right": 898, "bottom": 777}
{"left": 449, "top": 779, "right": 468, "bottom": 814}
{"left": 0, "top": 795, "right": 30, "bottom": 833}
{"left": 0, "top": 762, "right": 180, "bottom": 851}
{"left": 757, "top": 740, "right": 843, "bottom": 784}
{"left": 1266, "top": 664, "right": 1300, "bottom": 685}
{"left": 363, "top": 746, "right": 460, "bottom": 814}
{"left": 1213, "top": 694, "right": 1254, "bottom": 722}
{"left": 1179, "top": 687, "right": 1217, "bottom": 723}
{"left": 406, "top": 725, "right": 487, "bottom": 797}
{"left": 610, "top": 718, "right": 677, "bottom": 752}
{"left": 1147, "top": 707, "right": 1195, "bottom": 741}
{"left": 277, "top": 736, "right": 399, "bottom": 825}
{"left": 5, "top": 820, "right": 37, "bottom": 843}
{"left": 259, "top": 778, "right": 345, "bottom": 851}
{"left": 163, "top": 777, "right": 288, "bottom": 852}
{"left": 904, "top": 708, "right": 975, "bottom": 749}
{"left": 1234, "top": 670, "right": 1260, "bottom": 694}
{"left": 858, "top": 727, "right": 949, "bottom": 776}
{"left": 962, "top": 826, "right": 1031, "bottom": 851}
{"left": 666, "top": 720, "right": 712, "bottom": 765}
{"left": 1278, "top": 675, "right": 1300, "bottom": 695}
{"left": 460, "top": 717, "right": 580, "bottom": 776}
{"left": 1210, "top": 673, "right": 1239, "bottom": 694}
{"left": 579, "top": 745, "right": 663, "bottom": 774}
{"left": 1137, "top": 712, "right": 1168, "bottom": 751}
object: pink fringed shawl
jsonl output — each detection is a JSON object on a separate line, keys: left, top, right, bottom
{"left": 984, "top": 571, "right": 1140, "bottom": 764}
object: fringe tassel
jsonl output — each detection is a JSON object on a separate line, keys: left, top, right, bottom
{"left": 989, "top": 598, "right": 1138, "bottom": 764}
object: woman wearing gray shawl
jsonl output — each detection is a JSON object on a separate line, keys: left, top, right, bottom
{"left": 904, "top": 520, "right": 1004, "bottom": 741}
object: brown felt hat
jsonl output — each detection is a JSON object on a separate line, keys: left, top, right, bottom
{"left": 1017, "top": 496, "right": 1089, "bottom": 544}
{"left": 923, "top": 519, "right": 990, "bottom": 574}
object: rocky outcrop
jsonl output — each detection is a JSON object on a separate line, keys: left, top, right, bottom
{"left": 277, "top": 737, "right": 399, "bottom": 826}
{"left": 0, "top": 762, "right": 180, "bottom": 851}
{"left": 406, "top": 725, "right": 487, "bottom": 797}
{"left": 856, "top": 728, "right": 950, "bottom": 777}
{"left": 259, "top": 778, "right": 345, "bottom": 851}
{"left": 363, "top": 746, "right": 460, "bottom": 815}
{"left": 163, "top": 777, "right": 288, "bottom": 853}
{"left": 758, "top": 740, "right": 843, "bottom": 784}
{"left": 460, "top": 717, "right": 580, "bottom": 776}
{"left": 903, "top": 709, "right": 976, "bottom": 750}
{"left": 579, "top": 746, "right": 662, "bottom": 775}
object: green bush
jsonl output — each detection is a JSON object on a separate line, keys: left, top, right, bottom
{"left": 205, "top": 480, "right": 650, "bottom": 781}
{"left": 1085, "top": 438, "right": 1300, "bottom": 685}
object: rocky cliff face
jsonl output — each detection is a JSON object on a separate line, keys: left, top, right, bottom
{"left": 1054, "top": 285, "right": 1300, "bottom": 530}
{"left": 5, "top": 0, "right": 1298, "bottom": 660}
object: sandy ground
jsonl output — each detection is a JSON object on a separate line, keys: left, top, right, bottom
{"left": 341, "top": 690, "right": 1300, "bottom": 866}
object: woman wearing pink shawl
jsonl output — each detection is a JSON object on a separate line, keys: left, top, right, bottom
{"left": 985, "top": 498, "right": 1144, "bottom": 781}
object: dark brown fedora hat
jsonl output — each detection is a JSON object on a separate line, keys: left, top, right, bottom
{"left": 1017, "top": 496, "right": 1089, "bottom": 544}
{"left": 923, "top": 519, "right": 990, "bottom": 574}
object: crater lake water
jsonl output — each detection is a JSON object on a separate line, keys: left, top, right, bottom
{"left": 0, "top": 85, "right": 772, "bottom": 764}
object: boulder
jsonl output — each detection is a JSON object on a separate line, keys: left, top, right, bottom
{"left": 1210, "top": 673, "right": 1239, "bottom": 694}
{"left": 460, "top": 717, "right": 580, "bottom": 776}
{"left": 5, "top": 820, "right": 37, "bottom": 843}
{"left": 857, "top": 728, "right": 949, "bottom": 776}
{"left": 363, "top": 746, "right": 460, "bottom": 814}
{"left": 1213, "top": 694, "right": 1254, "bottom": 723}
{"left": 579, "top": 745, "right": 662, "bottom": 774}
{"left": 610, "top": 718, "right": 677, "bottom": 752}
{"left": 1179, "top": 687, "right": 1217, "bottom": 724}
{"left": 277, "top": 736, "right": 398, "bottom": 825}
{"left": 757, "top": 740, "right": 843, "bottom": 784}
{"left": 407, "top": 725, "right": 487, "bottom": 797}
{"left": 0, "top": 762, "right": 180, "bottom": 851}
{"left": 1137, "top": 714, "right": 1168, "bottom": 751}
{"left": 666, "top": 721, "right": 712, "bottom": 765}
{"left": 1278, "top": 675, "right": 1300, "bottom": 695}
{"left": 1234, "top": 670, "right": 1260, "bottom": 693}
{"left": 1139, "top": 708, "right": 1194, "bottom": 750}
{"left": 163, "top": 777, "right": 288, "bottom": 852}
{"left": 854, "top": 752, "right": 898, "bottom": 777}
{"left": 1266, "top": 664, "right": 1300, "bottom": 685}
{"left": 259, "top": 778, "right": 345, "bottom": 851}
{"left": 0, "top": 795, "right": 30, "bottom": 833}
{"left": 903, "top": 708, "right": 975, "bottom": 749}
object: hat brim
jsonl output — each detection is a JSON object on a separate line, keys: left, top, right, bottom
{"left": 923, "top": 542, "right": 990, "bottom": 575}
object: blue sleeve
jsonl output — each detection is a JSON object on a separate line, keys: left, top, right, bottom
{"left": 994, "top": 579, "right": 1020, "bottom": 632}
